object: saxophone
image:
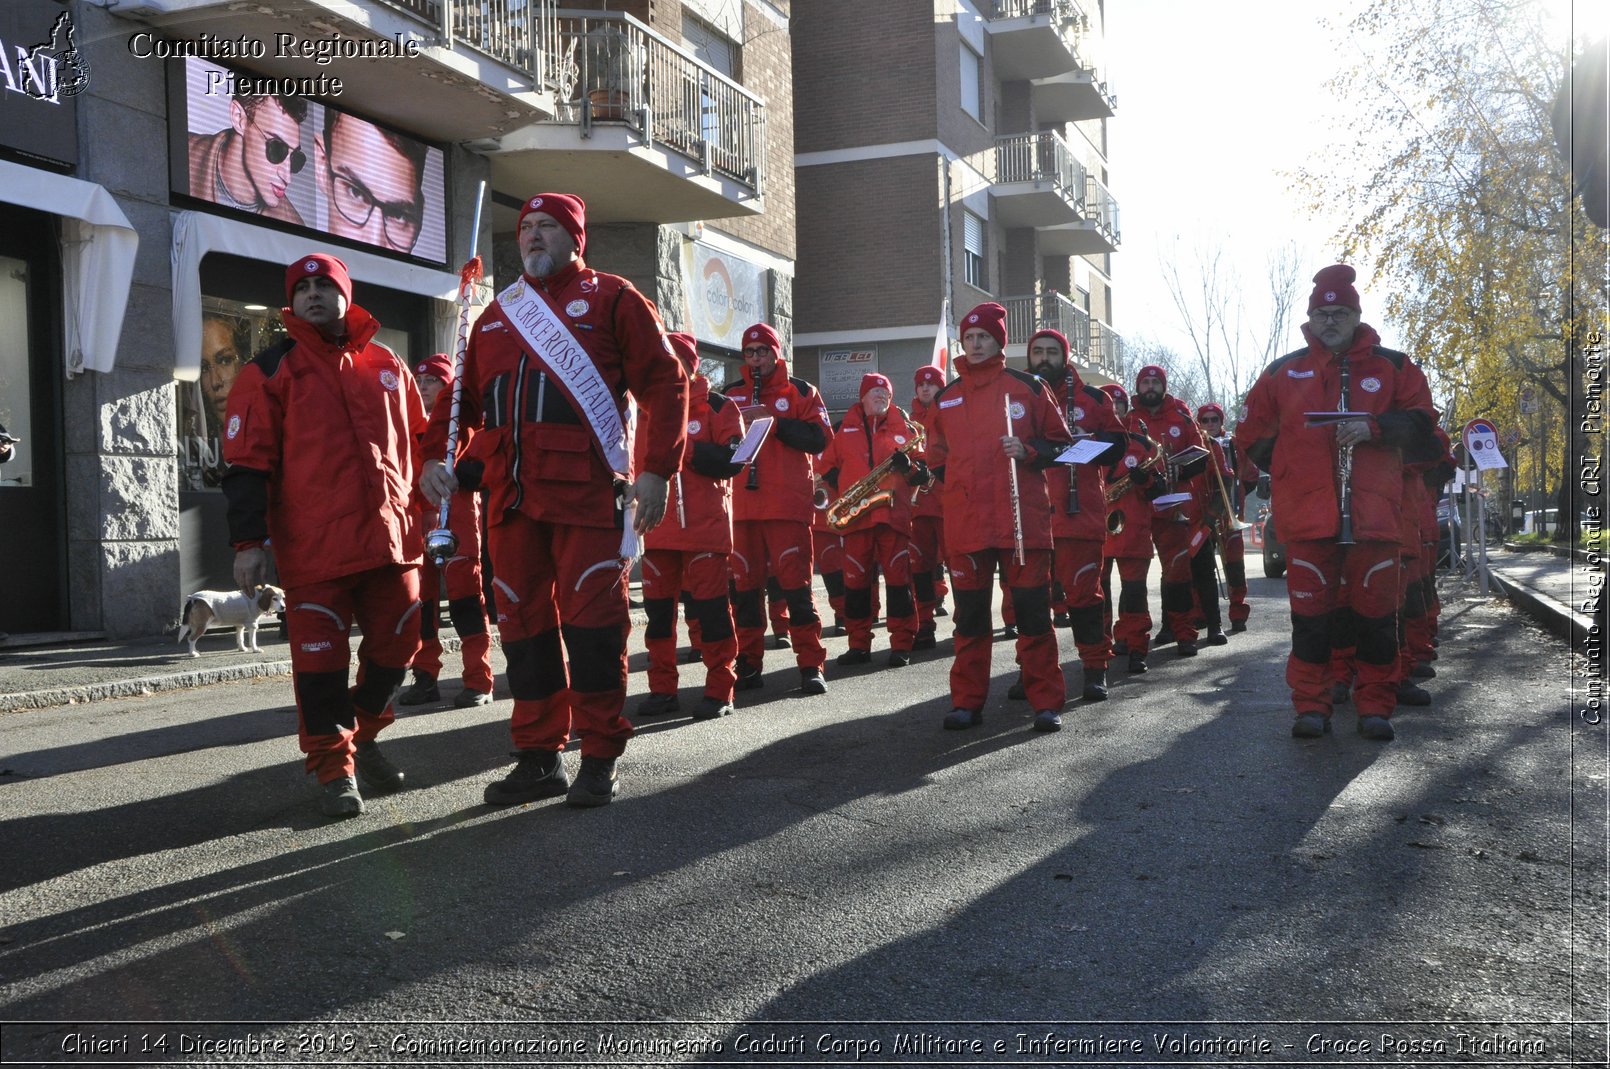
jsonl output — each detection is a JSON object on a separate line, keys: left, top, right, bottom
{"left": 826, "top": 422, "right": 926, "bottom": 532}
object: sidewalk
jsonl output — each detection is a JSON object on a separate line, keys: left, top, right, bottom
{"left": 0, "top": 554, "right": 1597, "bottom": 713}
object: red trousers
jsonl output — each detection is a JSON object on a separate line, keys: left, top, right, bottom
{"left": 947, "top": 548, "right": 1061, "bottom": 711}
{"left": 731, "top": 518, "right": 825, "bottom": 671}
{"left": 642, "top": 548, "right": 737, "bottom": 700}
{"left": 488, "top": 514, "right": 634, "bottom": 759}
{"left": 414, "top": 543, "right": 493, "bottom": 692}
{"left": 842, "top": 523, "right": 918, "bottom": 652}
{"left": 1151, "top": 518, "right": 1209, "bottom": 644}
{"left": 1285, "top": 539, "right": 1402, "bottom": 717}
{"left": 910, "top": 514, "right": 948, "bottom": 627}
{"left": 285, "top": 564, "right": 422, "bottom": 783}
{"left": 1054, "top": 536, "right": 1109, "bottom": 668}
{"left": 1222, "top": 528, "right": 1249, "bottom": 624}
{"left": 1106, "top": 554, "right": 1153, "bottom": 656}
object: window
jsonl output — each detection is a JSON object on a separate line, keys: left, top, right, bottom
{"left": 963, "top": 210, "right": 986, "bottom": 289}
{"left": 960, "top": 42, "right": 982, "bottom": 120}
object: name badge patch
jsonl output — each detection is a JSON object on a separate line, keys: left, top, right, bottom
{"left": 1287, "top": 369, "right": 1315, "bottom": 379}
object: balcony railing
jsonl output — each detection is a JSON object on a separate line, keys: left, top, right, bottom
{"left": 1084, "top": 173, "right": 1121, "bottom": 246}
{"left": 994, "top": 131, "right": 1086, "bottom": 202}
{"left": 1090, "top": 320, "right": 1123, "bottom": 379}
{"left": 449, "top": 0, "right": 555, "bottom": 83}
{"left": 543, "top": 11, "right": 766, "bottom": 192}
{"left": 991, "top": 0, "right": 1076, "bottom": 21}
{"left": 1001, "top": 291, "right": 1109, "bottom": 371}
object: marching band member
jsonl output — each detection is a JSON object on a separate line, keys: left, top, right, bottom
{"left": 925, "top": 303, "right": 1072, "bottom": 732}
{"left": 1197, "top": 402, "right": 1249, "bottom": 635}
{"left": 635, "top": 332, "right": 745, "bottom": 721}
{"left": 725, "top": 323, "right": 834, "bottom": 695}
{"left": 1240, "top": 264, "right": 1438, "bottom": 741}
{"left": 908, "top": 364, "right": 950, "bottom": 648}
{"left": 1133, "top": 365, "right": 1217, "bottom": 656}
{"left": 1099, "top": 383, "right": 1166, "bottom": 672}
{"left": 1027, "top": 328, "right": 1124, "bottom": 701}
{"left": 819, "top": 373, "right": 927, "bottom": 668}
{"left": 421, "top": 192, "right": 688, "bottom": 806}
{"left": 400, "top": 353, "right": 495, "bottom": 708}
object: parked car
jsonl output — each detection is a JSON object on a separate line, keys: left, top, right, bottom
{"left": 1259, "top": 498, "right": 1285, "bottom": 578}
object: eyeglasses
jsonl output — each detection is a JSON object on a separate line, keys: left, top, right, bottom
{"left": 329, "top": 167, "right": 423, "bottom": 251}
{"left": 1199, "top": 416, "right": 1222, "bottom": 424}
{"left": 742, "top": 346, "right": 772, "bottom": 357}
{"left": 248, "top": 115, "right": 306, "bottom": 174}
{"left": 1310, "top": 309, "right": 1357, "bottom": 321}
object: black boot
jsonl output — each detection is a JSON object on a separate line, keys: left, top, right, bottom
{"left": 1081, "top": 667, "right": 1108, "bottom": 702}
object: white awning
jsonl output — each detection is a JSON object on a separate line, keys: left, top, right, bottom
{"left": 0, "top": 159, "right": 138, "bottom": 379}
{"left": 170, "top": 211, "right": 461, "bottom": 382}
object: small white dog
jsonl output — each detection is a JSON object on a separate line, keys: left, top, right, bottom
{"left": 177, "top": 586, "right": 286, "bottom": 657}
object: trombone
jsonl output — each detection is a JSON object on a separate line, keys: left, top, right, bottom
{"left": 1206, "top": 439, "right": 1251, "bottom": 538}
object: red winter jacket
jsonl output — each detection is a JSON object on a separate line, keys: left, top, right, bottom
{"left": 1133, "top": 393, "right": 1210, "bottom": 529}
{"left": 909, "top": 395, "right": 945, "bottom": 520}
{"left": 639, "top": 373, "right": 744, "bottom": 553}
{"left": 725, "top": 360, "right": 832, "bottom": 524}
{"left": 1043, "top": 370, "right": 1125, "bottom": 542}
{"left": 925, "top": 353, "right": 1072, "bottom": 555}
{"left": 1240, "top": 323, "right": 1437, "bottom": 544}
{"left": 222, "top": 305, "right": 425, "bottom": 587}
{"left": 819, "top": 402, "right": 923, "bottom": 535}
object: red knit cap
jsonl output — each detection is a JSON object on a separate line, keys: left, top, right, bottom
{"left": 518, "top": 193, "right": 587, "bottom": 256}
{"left": 1196, "top": 402, "right": 1225, "bottom": 423}
{"left": 1027, "top": 328, "right": 1070, "bottom": 358}
{"left": 860, "top": 372, "right": 892, "bottom": 400}
{"left": 1308, "top": 263, "right": 1360, "bottom": 312}
{"left": 285, "top": 253, "right": 352, "bottom": 307}
{"left": 914, "top": 365, "right": 945, "bottom": 388}
{"left": 741, "top": 322, "right": 782, "bottom": 359}
{"left": 1100, "top": 383, "right": 1128, "bottom": 406}
{"left": 414, "top": 352, "right": 454, "bottom": 386}
{"left": 1135, "top": 364, "right": 1167, "bottom": 391}
{"left": 666, "top": 331, "right": 700, "bottom": 374}
{"left": 960, "top": 302, "right": 1008, "bottom": 351}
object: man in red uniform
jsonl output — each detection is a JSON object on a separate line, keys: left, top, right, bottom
{"left": 819, "top": 372, "right": 927, "bottom": 668}
{"left": 1099, "top": 384, "right": 1166, "bottom": 670}
{"left": 926, "top": 303, "right": 1073, "bottom": 732}
{"left": 636, "top": 332, "right": 744, "bottom": 720}
{"left": 725, "top": 322, "right": 833, "bottom": 695}
{"left": 400, "top": 352, "right": 495, "bottom": 708}
{"left": 1197, "top": 402, "right": 1249, "bottom": 635}
{"left": 420, "top": 192, "right": 687, "bottom": 805}
{"left": 1240, "top": 264, "right": 1438, "bottom": 741}
{"left": 1133, "top": 365, "right": 1218, "bottom": 655}
{"left": 908, "top": 364, "right": 949, "bottom": 647}
{"left": 1027, "top": 328, "right": 1124, "bottom": 701}
{"left": 223, "top": 253, "right": 425, "bottom": 818}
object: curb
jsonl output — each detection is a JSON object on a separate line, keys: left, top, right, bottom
{"left": 1487, "top": 567, "right": 1594, "bottom": 647}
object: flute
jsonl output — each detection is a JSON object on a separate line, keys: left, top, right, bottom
{"left": 1006, "top": 394, "right": 1025, "bottom": 566}
{"left": 1337, "top": 356, "right": 1356, "bottom": 545}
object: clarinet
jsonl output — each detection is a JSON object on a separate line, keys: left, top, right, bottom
{"left": 1064, "top": 382, "right": 1080, "bottom": 515}
{"left": 1337, "top": 355, "right": 1356, "bottom": 545}
{"left": 746, "top": 457, "right": 759, "bottom": 491}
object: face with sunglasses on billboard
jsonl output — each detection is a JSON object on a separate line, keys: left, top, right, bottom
{"left": 187, "top": 93, "right": 309, "bottom": 225}
{"left": 316, "top": 111, "right": 428, "bottom": 255}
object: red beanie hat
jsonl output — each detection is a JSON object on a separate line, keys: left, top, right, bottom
{"left": 666, "top": 331, "right": 700, "bottom": 374}
{"left": 414, "top": 352, "right": 454, "bottom": 386}
{"left": 1308, "top": 263, "right": 1360, "bottom": 312}
{"left": 1027, "top": 328, "right": 1070, "bottom": 358}
{"left": 914, "top": 365, "right": 945, "bottom": 388}
{"left": 1196, "top": 401, "right": 1225, "bottom": 422}
{"left": 1100, "top": 383, "right": 1128, "bottom": 406}
{"left": 961, "top": 302, "right": 1008, "bottom": 351}
{"left": 518, "top": 193, "right": 587, "bottom": 256}
{"left": 859, "top": 372, "right": 892, "bottom": 400}
{"left": 1135, "top": 364, "right": 1167, "bottom": 391}
{"left": 285, "top": 253, "right": 352, "bottom": 307}
{"left": 741, "top": 322, "right": 782, "bottom": 359}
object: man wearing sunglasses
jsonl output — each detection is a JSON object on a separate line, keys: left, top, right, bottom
{"left": 316, "top": 111, "right": 428, "bottom": 255}
{"left": 188, "top": 93, "right": 309, "bottom": 224}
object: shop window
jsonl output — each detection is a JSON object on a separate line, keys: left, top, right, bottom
{"left": 0, "top": 256, "right": 31, "bottom": 488}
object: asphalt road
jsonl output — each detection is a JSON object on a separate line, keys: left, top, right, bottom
{"left": 0, "top": 574, "right": 1603, "bottom": 1067}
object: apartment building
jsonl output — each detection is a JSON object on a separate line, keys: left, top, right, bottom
{"left": 790, "top": 0, "right": 1120, "bottom": 414}
{"left": 0, "top": 0, "right": 793, "bottom": 639}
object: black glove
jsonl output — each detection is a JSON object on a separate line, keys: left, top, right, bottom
{"left": 691, "top": 441, "right": 744, "bottom": 479}
{"left": 454, "top": 457, "right": 486, "bottom": 493}
{"left": 889, "top": 450, "right": 912, "bottom": 473}
{"left": 905, "top": 459, "right": 931, "bottom": 487}
{"left": 772, "top": 417, "right": 827, "bottom": 453}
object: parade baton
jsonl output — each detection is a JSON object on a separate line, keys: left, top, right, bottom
{"left": 426, "top": 180, "right": 488, "bottom": 567}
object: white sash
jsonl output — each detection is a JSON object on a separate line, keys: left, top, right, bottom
{"left": 497, "top": 277, "right": 630, "bottom": 476}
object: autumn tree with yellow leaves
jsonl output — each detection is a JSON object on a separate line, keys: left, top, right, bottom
{"left": 1301, "top": 0, "right": 1606, "bottom": 533}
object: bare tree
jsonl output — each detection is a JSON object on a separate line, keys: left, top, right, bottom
{"left": 1123, "top": 337, "right": 1205, "bottom": 408}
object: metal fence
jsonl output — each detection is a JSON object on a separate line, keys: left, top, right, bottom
{"left": 1084, "top": 173, "right": 1121, "bottom": 245}
{"left": 994, "top": 131, "right": 1086, "bottom": 202}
